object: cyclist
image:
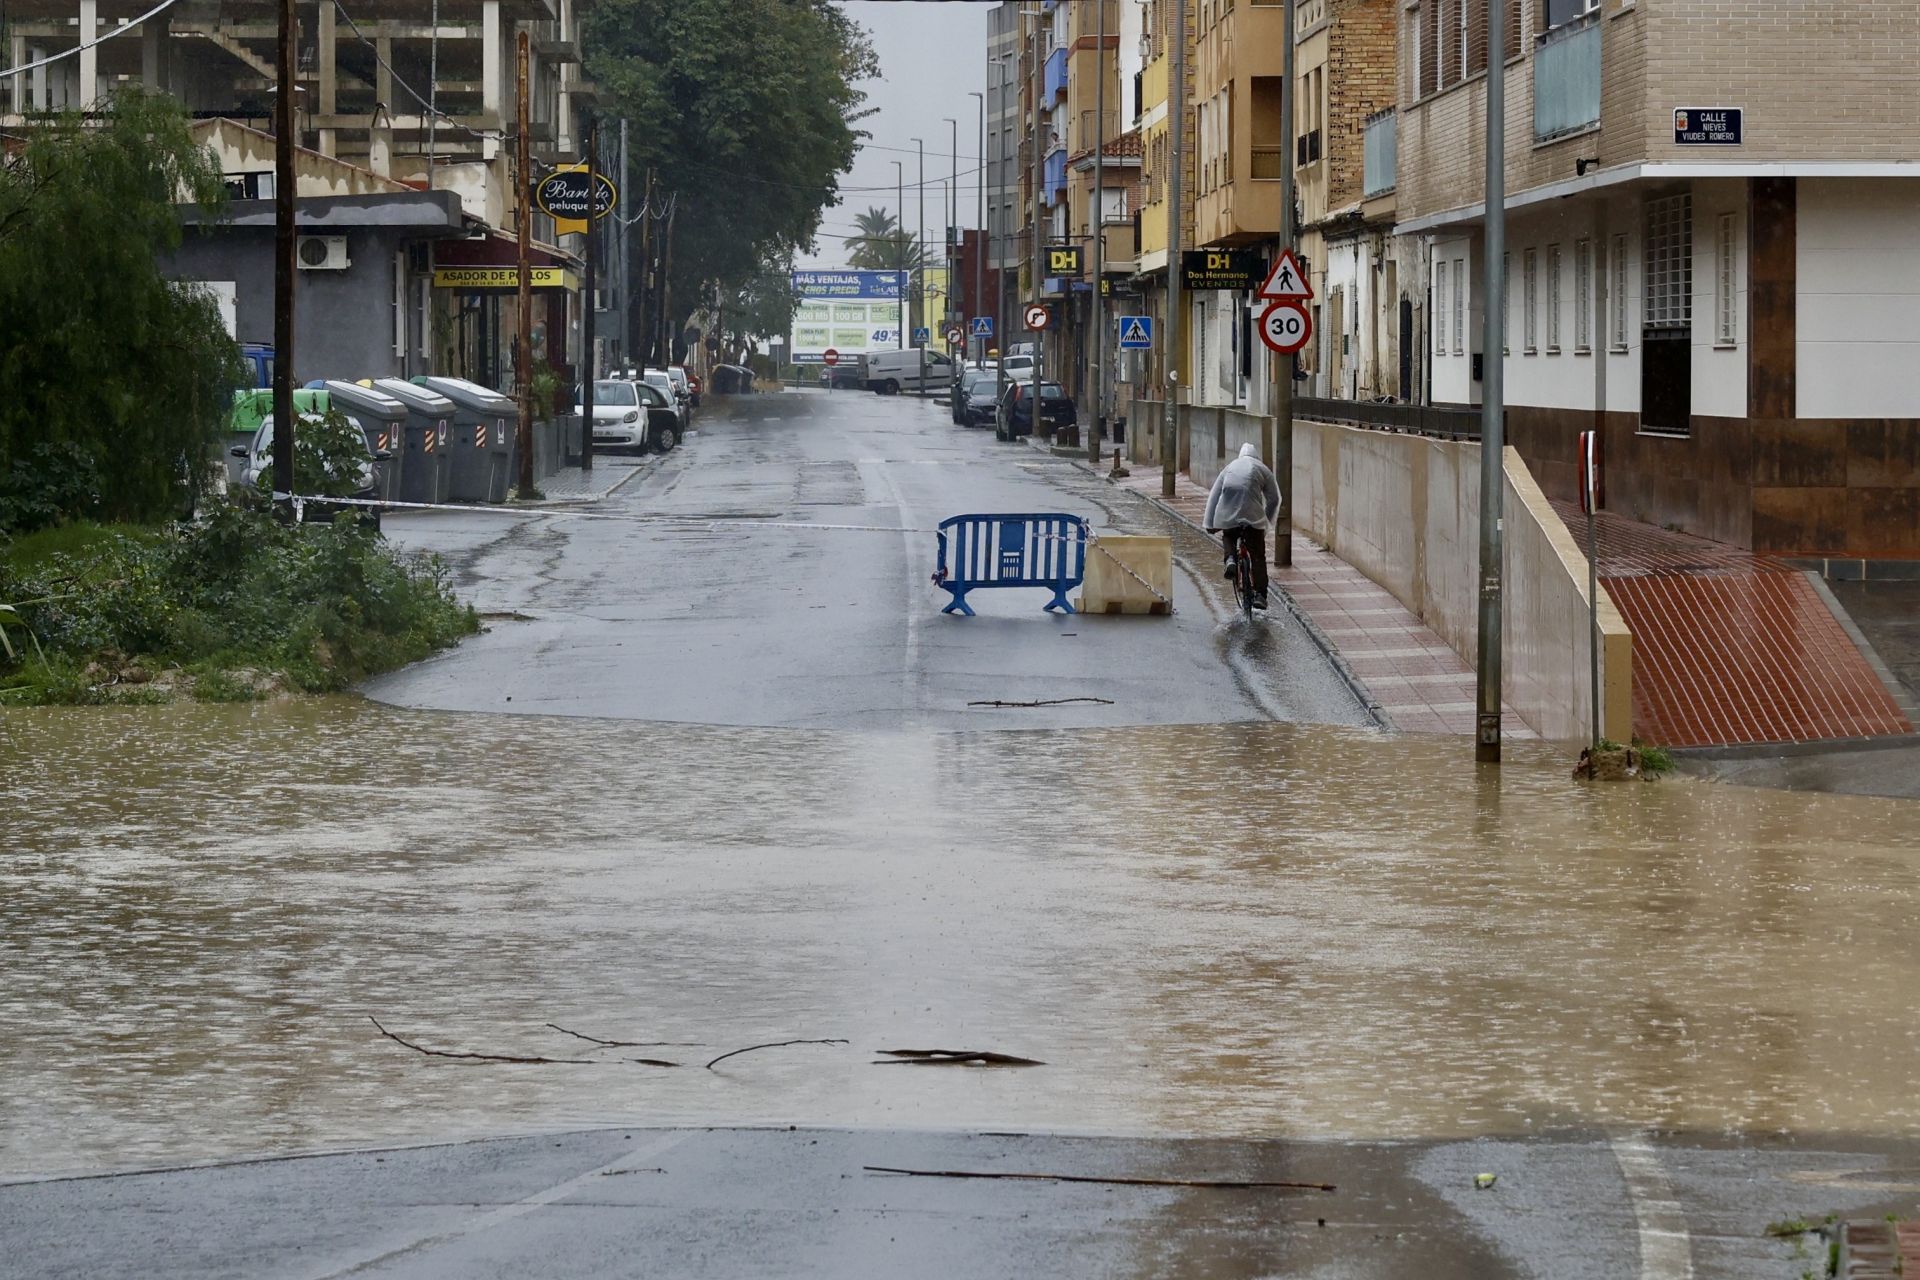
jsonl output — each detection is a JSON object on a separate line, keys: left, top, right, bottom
{"left": 1203, "top": 442, "right": 1281, "bottom": 612}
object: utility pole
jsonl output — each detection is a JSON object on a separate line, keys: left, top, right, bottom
{"left": 1160, "top": 0, "right": 1186, "bottom": 498}
{"left": 970, "top": 90, "right": 985, "bottom": 369}
{"left": 581, "top": 115, "right": 597, "bottom": 472}
{"left": 1030, "top": 6, "right": 1045, "bottom": 390}
{"left": 633, "top": 167, "right": 652, "bottom": 370}
{"left": 1271, "top": 0, "right": 1296, "bottom": 565}
{"left": 271, "top": 0, "right": 295, "bottom": 521}
{"left": 916, "top": 136, "right": 926, "bottom": 397}
{"left": 1088, "top": 0, "right": 1107, "bottom": 461}
{"left": 1477, "top": 0, "right": 1509, "bottom": 763}
{"left": 656, "top": 202, "right": 675, "bottom": 367}
{"left": 514, "top": 31, "right": 534, "bottom": 499}
{"left": 618, "top": 119, "right": 630, "bottom": 364}
{"left": 894, "top": 160, "right": 905, "bottom": 351}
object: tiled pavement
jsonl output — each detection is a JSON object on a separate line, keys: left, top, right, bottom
{"left": 1112, "top": 470, "right": 1532, "bottom": 738}
{"left": 515, "top": 454, "right": 654, "bottom": 505}
{"left": 1550, "top": 501, "right": 1912, "bottom": 747}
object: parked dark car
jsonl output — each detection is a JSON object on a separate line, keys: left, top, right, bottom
{"left": 962, "top": 375, "right": 1003, "bottom": 428}
{"left": 995, "top": 380, "right": 1075, "bottom": 440}
{"left": 818, "top": 357, "right": 866, "bottom": 390}
{"left": 951, "top": 366, "right": 995, "bottom": 425}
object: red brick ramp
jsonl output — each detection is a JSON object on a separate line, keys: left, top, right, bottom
{"left": 1554, "top": 503, "right": 1911, "bottom": 748}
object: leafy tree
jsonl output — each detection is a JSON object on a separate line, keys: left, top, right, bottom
{"left": 841, "top": 207, "right": 925, "bottom": 272}
{"left": 583, "top": 0, "right": 877, "bottom": 340}
{"left": 0, "top": 90, "right": 245, "bottom": 528}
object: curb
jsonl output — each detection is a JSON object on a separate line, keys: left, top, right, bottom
{"left": 1063, "top": 448, "right": 1392, "bottom": 732}
{"left": 507, "top": 455, "right": 657, "bottom": 508}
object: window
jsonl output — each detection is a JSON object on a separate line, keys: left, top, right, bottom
{"left": 1715, "top": 211, "right": 1737, "bottom": 346}
{"left": 1453, "top": 256, "right": 1465, "bottom": 354}
{"left": 1644, "top": 192, "right": 1693, "bottom": 331}
{"left": 1414, "top": 0, "right": 1490, "bottom": 98}
{"left": 1543, "top": 0, "right": 1598, "bottom": 31}
{"left": 1574, "top": 238, "right": 1592, "bottom": 353}
{"left": 1503, "top": 252, "right": 1512, "bottom": 354}
{"left": 1546, "top": 245, "right": 1562, "bottom": 352}
{"left": 1435, "top": 259, "right": 1448, "bottom": 357}
{"left": 1610, "top": 233, "right": 1629, "bottom": 350}
{"left": 1523, "top": 248, "right": 1538, "bottom": 354}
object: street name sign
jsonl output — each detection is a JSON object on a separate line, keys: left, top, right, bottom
{"left": 1023, "top": 302, "right": 1052, "bottom": 331}
{"left": 1118, "top": 316, "right": 1154, "bottom": 350}
{"left": 1258, "top": 248, "right": 1314, "bottom": 301}
{"left": 1258, "top": 301, "right": 1312, "bottom": 355}
{"left": 1673, "top": 107, "right": 1742, "bottom": 146}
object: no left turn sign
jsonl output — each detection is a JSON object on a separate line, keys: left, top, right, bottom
{"left": 1023, "top": 302, "right": 1051, "bottom": 331}
{"left": 1258, "top": 301, "right": 1312, "bottom": 356}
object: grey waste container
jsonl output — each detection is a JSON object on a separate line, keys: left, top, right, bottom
{"left": 373, "top": 378, "right": 455, "bottom": 505}
{"left": 317, "top": 381, "right": 410, "bottom": 504}
{"left": 416, "top": 376, "right": 517, "bottom": 502}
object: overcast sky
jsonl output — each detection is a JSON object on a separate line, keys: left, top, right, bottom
{"left": 798, "top": 1, "right": 992, "bottom": 269}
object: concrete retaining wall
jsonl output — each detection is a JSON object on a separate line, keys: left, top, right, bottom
{"left": 1291, "top": 418, "right": 1632, "bottom": 743}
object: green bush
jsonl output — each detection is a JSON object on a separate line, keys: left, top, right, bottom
{"left": 0, "top": 502, "right": 478, "bottom": 704}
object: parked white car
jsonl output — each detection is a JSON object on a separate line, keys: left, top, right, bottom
{"left": 584, "top": 379, "right": 680, "bottom": 452}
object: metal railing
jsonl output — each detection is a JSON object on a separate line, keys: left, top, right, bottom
{"left": 1250, "top": 145, "right": 1286, "bottom": 180}
{"left": 1363, "top": 109, "right": 1396, "bottom": 197}
{"left": 1293, "top": 397, "right": 1484, "bottom": 441}
{"left": 1534, "top": 14, "right": 1601, "bottom": 140}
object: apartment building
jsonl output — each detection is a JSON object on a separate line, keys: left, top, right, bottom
{"left": 1294, "top": 0, "right": 1406, "bottom": 402}
{"left": 1399, "top": 0, "right": 1920, "bottom": 556}
{"left": 3, "top": 0, "right": 589, "bottom": 387}
{"left": 985, "top": 2, "right": 1025, "bottom": 344}
{"left": 1130, "top": 0, "right": 1194, "bottom": 400}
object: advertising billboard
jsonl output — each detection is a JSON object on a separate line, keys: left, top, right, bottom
{"left": 789, "top": 270, "right": 905, "bottom": 363}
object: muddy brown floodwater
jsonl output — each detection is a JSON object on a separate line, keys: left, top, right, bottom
{"left": 4, "top": 699, "right": 1919, "bottom": 1176}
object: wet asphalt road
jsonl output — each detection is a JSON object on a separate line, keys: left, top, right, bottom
{"left": 365, "top": 390, "right": 1369, "bottom": 731}
{"left": 10, "top": 1125, "right": 1920, "bottom": 1279}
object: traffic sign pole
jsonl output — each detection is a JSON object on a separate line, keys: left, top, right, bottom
{"left": 1270, "top": 0, "right": 1299, "bottom": 567}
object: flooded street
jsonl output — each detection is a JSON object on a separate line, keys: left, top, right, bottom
{"left": 6, "top": 698, "right": 1919, "bottom": 1177}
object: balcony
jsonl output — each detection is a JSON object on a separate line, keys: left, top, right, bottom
{"left": 1250, "top": 146, "right": 1286, "bottom": 180}
{"left": 1044, "top": 46, "right": 1068, "bottom": 103}
{"left": 1363, "top": 109, "right": 1396, "bottom": 197}
{"left": 1534, "top": 14, "right": 1600, "bottom": 141}
{"left": 1044, "top": 149, "right": 1068, "bottom": 207}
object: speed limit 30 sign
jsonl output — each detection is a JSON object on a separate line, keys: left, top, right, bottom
{"left": 1258, "top": 300, "right": 1312, "bottom": 356}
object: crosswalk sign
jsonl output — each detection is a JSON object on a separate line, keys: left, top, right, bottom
{"left": 970, "top": 315, "right": 995, "bottom": 337}
{"left": 912, "top": 326, "right": 930, "bottom": 344}
{"left": 1118, "top": 315, "right": 1153, "bottom": 350}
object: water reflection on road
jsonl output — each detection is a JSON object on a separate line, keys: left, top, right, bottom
{"left": 4, "top": 699, "right": 1918, "bottom": 1175}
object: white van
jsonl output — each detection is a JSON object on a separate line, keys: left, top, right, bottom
{"left": 864, "top": 348, "right": 953, "bottom": 396}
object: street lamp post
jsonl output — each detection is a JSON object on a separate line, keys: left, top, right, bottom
{"left": 1088, "top": 0, "right": 1107, "bottom": 461}
{"left": 915, "top": 136, "right": 926, "bottom": 397}
{"left": 969, "top": 90, "right": 985, "bottom": 369}
{"left": 1030, "top": 6, "right": 1046, "bottom": 392}
{"left": 1161, "top": 0, "right": 1186, "bottom": 497}
{"left": 1477, "top": 0, "right": 1509, "bottom": 763}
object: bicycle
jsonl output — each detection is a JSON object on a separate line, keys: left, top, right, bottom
{"left": 1229, "top": 536, "right": 1256, "bottom": 625}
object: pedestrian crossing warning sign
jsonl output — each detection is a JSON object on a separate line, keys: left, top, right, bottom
{"left": 1118, "top": 315, "right": 1153, "bottom": 350}
{"left": 1258, "top": 248, "right": 1314, "bottom": 301}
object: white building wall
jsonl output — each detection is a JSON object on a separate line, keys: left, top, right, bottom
{"left": 1189, "top": 289, "right": 1244, "bottom": 406}
{"left": 1691, "top": 178, "right": 1747, "bottom": 420}
{"left": 1797, "top": 178, "right": 1920, "bottom": 420}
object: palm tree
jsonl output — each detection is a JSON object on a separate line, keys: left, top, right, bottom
{"left": 842, "top": 206, "right": 924, "bottom": 272}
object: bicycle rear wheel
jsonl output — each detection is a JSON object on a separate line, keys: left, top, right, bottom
{"left": 1235, "top": 548, "right": 1255, "bottom": 624}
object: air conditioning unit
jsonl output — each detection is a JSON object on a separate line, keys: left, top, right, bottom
{"left": 296, "top": 235, "right": 350, "bottom": 271}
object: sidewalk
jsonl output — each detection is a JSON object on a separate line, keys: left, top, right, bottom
{"left": 513, "top": 454, "right": 654, "bottom": 505}
{"left": 1108, "top": 467, "right": 1531, "bottom": 738}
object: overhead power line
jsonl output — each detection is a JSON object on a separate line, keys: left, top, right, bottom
{"left": 0, "top": 0, "right": 185, "bottom": 81}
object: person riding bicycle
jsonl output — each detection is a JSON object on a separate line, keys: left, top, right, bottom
{"left": 1203, "top": 442, "right": 1282, "bottom": 612}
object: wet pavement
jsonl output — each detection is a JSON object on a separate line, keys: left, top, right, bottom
{"left": 5, "top": 392, "right": 1920, "bottom": 1275}
{"left": 365, "top": 392, "right": 1368, "bottom": 731}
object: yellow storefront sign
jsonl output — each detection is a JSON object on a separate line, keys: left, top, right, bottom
{"left": 432, "top": 266, "right": 580, "bottom": 291}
